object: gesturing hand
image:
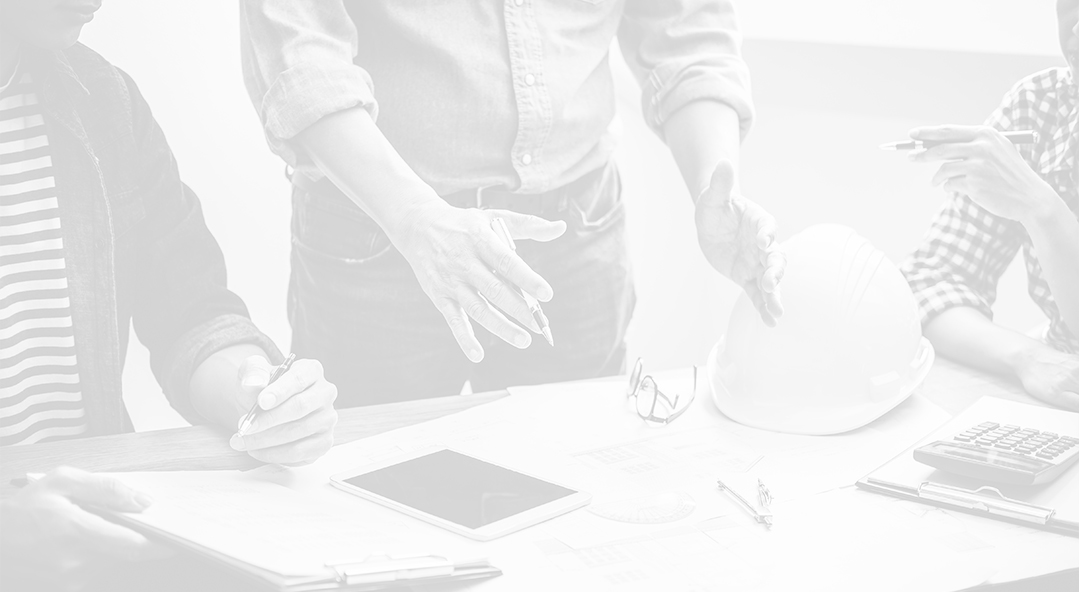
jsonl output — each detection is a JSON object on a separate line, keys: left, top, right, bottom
{"left": 694, "top": 161, "right": 785, "bottom": 326}
{"left": 1014, "top": 345, "right": 1079, "bottom": 411}
{"left": 229, "top": 356, "right": 338, "bottom": 465}
{"left": 908, "top": 125, "right": 1061, "bottom": 224}
{"left": 0, "top": 467, "right": 170, "bottom": 586}
{"left": 390, "top": 202, "right": 567, "bottom": 362}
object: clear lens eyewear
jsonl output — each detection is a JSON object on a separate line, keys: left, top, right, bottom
{"left": 626, "top": 358, "right": 696, "bottom": 425}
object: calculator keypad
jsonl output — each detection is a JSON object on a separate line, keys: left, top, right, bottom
{"left": 954, "top": 422, "right": 1079, "bottom": 460}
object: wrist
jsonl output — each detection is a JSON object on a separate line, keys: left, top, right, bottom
{"left": 1019, "top": 184, "right": 1067, "bottom": 231}
{"left": 380, "top": 196, "right": 448, "bottom": 251}
{"left": 1005, "top": 338, "right": 1051, "bottom": 381}
{"left": 189, "top": 344, "right": 268, "bottom": 427}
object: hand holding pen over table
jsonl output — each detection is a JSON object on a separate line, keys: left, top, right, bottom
{"left": 228, "top": 353, "right": 339, "bottom": 466}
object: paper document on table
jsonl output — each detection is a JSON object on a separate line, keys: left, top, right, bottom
{"left": 501, "top": 370, "right": 950, "bottom": 500}
{"left": 300, "top": 368, "right": 948, "bottom": 509}
{"left": 517, "top": 486, "right": 1079, "bottom": 592}
{"left": 105, "top": 471, "right": 498, "bottom": 591}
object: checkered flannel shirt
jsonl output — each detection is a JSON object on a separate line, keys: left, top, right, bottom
{"left": 901, "top": 67, "right": 1078, "bottom": 354}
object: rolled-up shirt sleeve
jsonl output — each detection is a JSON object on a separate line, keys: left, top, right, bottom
{"left": 618, "top": 0, "right": 754, "bottom": 140}
{"left": 900, "top": 77, "right": 1039, "bottom": 329}
{"left": 240, "top": 0, "right": 378, "bottom": 165}
{"left": 900, "top": 196, "right": 1024, "bottom": 327}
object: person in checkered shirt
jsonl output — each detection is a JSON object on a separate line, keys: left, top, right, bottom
{"left": 901, "top": 0, "right": 1079, "bottom": 410}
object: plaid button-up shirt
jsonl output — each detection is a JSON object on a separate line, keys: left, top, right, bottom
{"left": 902, "top": 67, "right": 1078, "bottom": 354}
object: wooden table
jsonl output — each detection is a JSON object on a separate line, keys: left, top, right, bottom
{"left": 1, "top": 359, "right": 1075, "bottom": 591}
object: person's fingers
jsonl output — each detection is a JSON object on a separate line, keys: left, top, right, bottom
{"left": 763, "top": 284, "right": 784, "bottom": 320}
{"left": 235, "top": 405, "right": 338, "bottom": 452}
{"left": 742, "top": 282, "right": 777, "bottom": 328}
{"left": 477, "top": 236, "right": 555, "bottom": 302}
{"left": 66, "top": 507, "right": 163, "bottom": 561}
{"left": 908, "top": 141, "right": 978, "bottom": 163}
{"left": 701, "top": 160, "right": 736, "bottom": 206}
{"left": 1041, "top": 390, "right": 1079, "bottom": 412}
{"left": 930, "top": 161, "right": 971, "bottom": 187}
{"left": 245, "top": 432, "right": 336, "bottom": 467}
{"left": 754, "top": 213, "right": 777, "bottom": 250}
{"left": 257, "top": 358, "right": 324, "bottom": 410}
{"left": 42, "top": 467, "right": 153, "bottom": 513}
{"left": 909, "top": 125, "right": 984, "bottom": 142}
{"left": 468, "top": 265, "right": 540, "bottom": 332}
{"left": 237, "top": 355, "right": 274, "bottom": 392}
{"left": 435, "top": 298, "right": 484, "bottom": 362}
{"left": 236, "top": 381, "right": 336, "bottom": 439}
{"left": 761, "top": 249, "right": 786, "bottom": 293}
{"left": 494, "top": 210, "right": 567, "bottom": 243}
{"left": 941, "top": 176, "right": 970, "bottom": 197}
{"left": 458, "top": 289, "right": 532, "bottom": 349}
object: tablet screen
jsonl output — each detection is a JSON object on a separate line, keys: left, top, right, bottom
{"left": 342, "top": 450, "right": 577, "bottom": 529}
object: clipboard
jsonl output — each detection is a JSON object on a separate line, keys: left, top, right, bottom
{"left": 857, "top": 397, "right": 1079, "bottom": 539}
{"left": 859, "top": 477, "right": 1079, "bottom": 538}
{"left": 88, "top": 471, "right": 502, "bottom": 592}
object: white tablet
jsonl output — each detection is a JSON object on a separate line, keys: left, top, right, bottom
{"left": 330, "top": 447, "right": 590, "bottom": 541}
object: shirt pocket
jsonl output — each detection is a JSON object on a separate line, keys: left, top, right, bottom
{"left": 291, "top": 188, "right": 396, "bottom": 266}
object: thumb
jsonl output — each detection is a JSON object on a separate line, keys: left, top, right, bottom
{"left": 238, "top": 355, "right": 274, "bottom": 392}
{"left": 495, "top": 210, "right": 567, "bottom": 242}
{"left": 43, "top": 468, "right": 154, "bottom": 512}
{"left": 701, "top": 160, "right": 736, "bottom": 206}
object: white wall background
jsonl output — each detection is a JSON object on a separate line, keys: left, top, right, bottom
{"left": 77, "top": 2, "right": 1065, "bottom": 430}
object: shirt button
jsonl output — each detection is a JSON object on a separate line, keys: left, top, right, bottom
{"left": 521, "top": 154, "right": 533, "bottom": 165}
{"left": 525, "top": 73, "right": 536, "bottom": 86}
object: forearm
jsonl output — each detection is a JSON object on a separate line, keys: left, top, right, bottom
{"left": 663, "top": 100, "right": 742, "bottom": 200}
{"left": 295, "top": 107, "right": 441, "bottom": 238}
{"left": 189, "top": 344, "right": 267, "bottom": 429}
{"left": 924, "top": 307, "right": 1046, "bottom": 379}
{"left": 1022, "top": 196, "right": 1079, "bottom": 337}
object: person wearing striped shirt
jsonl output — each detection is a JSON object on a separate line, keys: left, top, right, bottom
{"left": 0, "top": 0, "right": 339, "bottom": 586}
{"left": 901, "top": 0, "right": 1079, "bottom": 410}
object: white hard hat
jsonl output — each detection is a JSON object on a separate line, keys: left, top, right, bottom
{"left": 708, "top": 224, "right": 933, "bottom": 435}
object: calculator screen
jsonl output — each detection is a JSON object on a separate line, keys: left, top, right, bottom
{"left": 921, "top": 441, "right": 1052, "bottom": 472}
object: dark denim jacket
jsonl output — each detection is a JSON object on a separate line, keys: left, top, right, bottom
{"left": 21, "top": 44, "right": 281, "bottom": 436}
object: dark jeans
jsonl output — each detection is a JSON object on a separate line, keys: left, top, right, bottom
{"left": 288, "top": 162, "right": 636, "bottom": 407}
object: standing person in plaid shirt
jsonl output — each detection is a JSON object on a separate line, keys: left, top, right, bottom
{"left": 902, "top": 0, "right": 1079, "bottom": 410}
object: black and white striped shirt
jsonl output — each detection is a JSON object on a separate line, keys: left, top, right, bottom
{"left": 0, "top": 70, "right": 88, "bottom": 446}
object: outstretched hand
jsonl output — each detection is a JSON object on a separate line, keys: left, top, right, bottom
{"left": 694, "top": 161, "right": 785, "bottom": 326}
{"left": 391, "top": 202, "right": 567, "bottom": 361}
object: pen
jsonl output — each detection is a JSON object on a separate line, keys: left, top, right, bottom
{"left": 879, "top": 129, "right": 1039, "bottom": 151}
{"left": 236, "top": 353, "right": 296, "bottom": 437}
{"left": 489, "top": 218, "right": 554, "bottom": 346}
{"left": 717, "top": 479, "right": 773, "bottom": 528}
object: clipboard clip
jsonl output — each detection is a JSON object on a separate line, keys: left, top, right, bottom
{"left": 917, "top": 482, "right": 1056, "bottom": 525}
{"left": 327, "top": 553, "right": 454, "bottom": 585}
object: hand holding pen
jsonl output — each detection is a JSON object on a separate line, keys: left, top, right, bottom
{"left": 490, "top": 218, "right": 554, "bottom": 346}
{"left": 887, "top": 126, "right": 1060, "bottom": 225}
{"left": 229, "top": 354, "right": 339, "bottom": 465}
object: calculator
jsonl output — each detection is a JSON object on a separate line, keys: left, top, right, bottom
{"left": 913, "top": 422, "right": 1079, "bottom": 486}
